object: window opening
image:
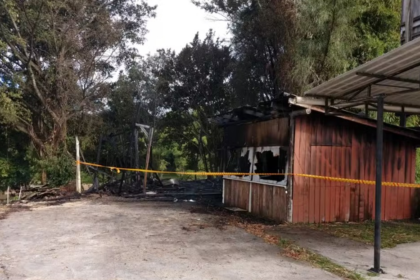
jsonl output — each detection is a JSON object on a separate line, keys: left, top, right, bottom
{"left": 224, "top": 146, "right": 288, "bottom": 186}
{"left": 253, "top": 147, "right": 288, "bottom": 185}
{"left": 225, "top": 148, "right": 253, "bottom": 179}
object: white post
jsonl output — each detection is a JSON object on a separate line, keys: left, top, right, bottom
{"left": 76, "top": 136, "right": 82, "bottom": 193}
{"left": 248, "top": 183, "right": 252, "bottom": 212}
{"left": 222, "top": 179, "right": 225, "bottom": 204}
{"left": 18, "top": 186, "right": 22, "bottom": 201}
{"left": 143, "top": 128, "right": 154, "bottom": 194}
{"left": 6, "top": 186, "right": 10, "bottom": 205}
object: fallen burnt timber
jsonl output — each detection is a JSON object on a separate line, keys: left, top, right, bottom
{"left": 95, "top": 176, "right": 223, "bottom": 203}
{"left": 14, "top": 183, "right": 81, "bottom": 203}
{"left": 80, "top": 101, "right": 223, "bottom": 203}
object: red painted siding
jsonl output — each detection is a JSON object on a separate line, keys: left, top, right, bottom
{"left": 293, "top": 114, "right": 418, "bottom": 223}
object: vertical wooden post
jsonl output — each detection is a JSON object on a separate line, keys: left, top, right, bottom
{"left": 134, "top": 128, "right": 139, "bottom": 182}
{"left": 93, "top": 135, "right": 103, "bottom": 190}
{"left": 118, "top": 171, "right": 126, "bottom": 196}
{"left": 143, "top": 128, "right": 154, "bottom": 194}
{"left": 6, "top": 186, "right": 10, "bottom": 205}
{"left": 18, "top": 186, "right": 22, "bottom": 201}
{"left": 76, "top": 136, "right": 82, "bottom": 193}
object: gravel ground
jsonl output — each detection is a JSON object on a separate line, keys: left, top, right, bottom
{"left": 0, "top": 198, "right": 338, "bottom": 280}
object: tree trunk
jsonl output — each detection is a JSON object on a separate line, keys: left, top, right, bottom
{"left": 38, "top": 149, "right": 47, "bottom": 185}
{"left": 41, "top": 170, "right": 47, "bottom": 185}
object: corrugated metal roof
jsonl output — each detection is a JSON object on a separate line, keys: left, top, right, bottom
{"left": 305, "top": 37, "right": 420, "bottom": 108}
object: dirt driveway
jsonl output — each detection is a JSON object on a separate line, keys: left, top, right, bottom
{"left": 0, "top": 198, "right": 337, "bottom": 280}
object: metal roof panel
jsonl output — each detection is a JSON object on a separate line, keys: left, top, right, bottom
{"left": 305, "top": 38, "right": 420, "bottom": 107}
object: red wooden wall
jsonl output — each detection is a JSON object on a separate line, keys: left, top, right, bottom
{"left": 293, "top": 114, "right": 418, "bottom": 223}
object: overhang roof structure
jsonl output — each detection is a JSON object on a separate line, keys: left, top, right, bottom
{"left": 305, "top": 37, "right": 420, "bottom": 109}
{"left": 304, "top": 36, "right": 420, "bottom": 273}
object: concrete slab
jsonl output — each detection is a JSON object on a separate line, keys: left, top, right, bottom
{"left": 0, "top": 199, "right": 338, "bottom": 280}
{"left": 269, "top": 226, "right": 420, "bottom": 280}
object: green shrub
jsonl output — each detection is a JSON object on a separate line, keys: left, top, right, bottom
{"left": 39, "top": 152, "right": 75, "bottom": 187}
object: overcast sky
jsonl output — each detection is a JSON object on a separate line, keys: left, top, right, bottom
{"left": 139, "top": 0, "right": 230, "bottom": 55}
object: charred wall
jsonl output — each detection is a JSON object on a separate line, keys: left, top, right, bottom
{"left": 223, "top": 118, "right": 289, "bottom": 148}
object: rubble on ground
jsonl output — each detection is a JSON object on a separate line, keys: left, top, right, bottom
{"left": 94, "top": 176, "right": 223, "bottom": 204}
{"left": 2, "top": 176, "right": 222, "bottom": 205}
{"left": 3, "top": 181, "right": 81, "bottom": 205}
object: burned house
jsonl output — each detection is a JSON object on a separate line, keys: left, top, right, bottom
{"left": 214, "top": 95, "right": 420, "bottom": 223}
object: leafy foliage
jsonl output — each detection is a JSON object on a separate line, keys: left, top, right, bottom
{"left": 293, "top": 0, "right": 401, "bottom": 92}
{"left": 153, "top": 32, "right": 234, "bottom": 172}
{"left": 293, "top": 0, "right": 359, "bottom": 91}
{"left": 353, "top": 0, "right": 401, "bottom": 64}
{"left": 0, "top": 0, "right": 413, "bottom": 188}
{"left": 37, "top": 150, "right": 75, "bottom": 187}
{"left": 194, "top": 0, "right": 297, "bottom": 101}
{"left": 0, "top": 0, "right": 155, "bottom": 160}
{"left": 0, "top": 126, "right": 31, "bottom": 190}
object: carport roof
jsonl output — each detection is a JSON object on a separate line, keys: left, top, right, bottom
{"left": 305, "top": 37, "right": 420, "bottom": 109}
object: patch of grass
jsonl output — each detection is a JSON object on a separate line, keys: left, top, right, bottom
{"left": 309, "top": 221, "right": 420, "bottom": 248}
{"left": 367, "top": 271, "right": 379, "bottom": 277}
{"left": 81, "top": 171, "right": 94, "bottom": 184}
{"left": 397, "top": 274, "right": 404, "bottom": 278}
{"left": 278, "top": 238, "right": 366, "bottom": 280}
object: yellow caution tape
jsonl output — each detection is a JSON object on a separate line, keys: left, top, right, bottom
{"left": 76, "top": 161, "right": 420, "bottom": 189}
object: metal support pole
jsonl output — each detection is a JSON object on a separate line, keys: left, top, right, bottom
{"left": 372, "top": 95, "right": 384, "bottom": 274}
{"left": 76, "top": 136, "right": 82, "bottom": 193}
{"left": 400, "top": 107, "right": 407, "bottom": 127}
{"left": 325, "top": 98, "right": 329, "bottom": 114}
{"left": 365, "top": 86, "right": 371, "bottom": 117}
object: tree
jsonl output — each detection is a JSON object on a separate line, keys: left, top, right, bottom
{"left": 292, "top": 0, "right": 360, "bottom": 92}
{"left": 352, "top": 0, "right": 401, "bottom": 65}
{"left": 0, "top": 0, "right": 155, "bottom": 164}
{"left": 196, "top": 0, "right": 401, "bottom": 96}
{"left": 194, "top": 0, "right": 297, "bottom": 101}
{"left": 104, "top": 57, "right": 162, "bottom": 134}
{"left": 0, "top": 125, "right": 31, "bottom": 190}
{"left": 293, "top": 0, "right": 401, "bottom": 93}
{"left": 154, "top": 31, "right": 234, "bottom": 172}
